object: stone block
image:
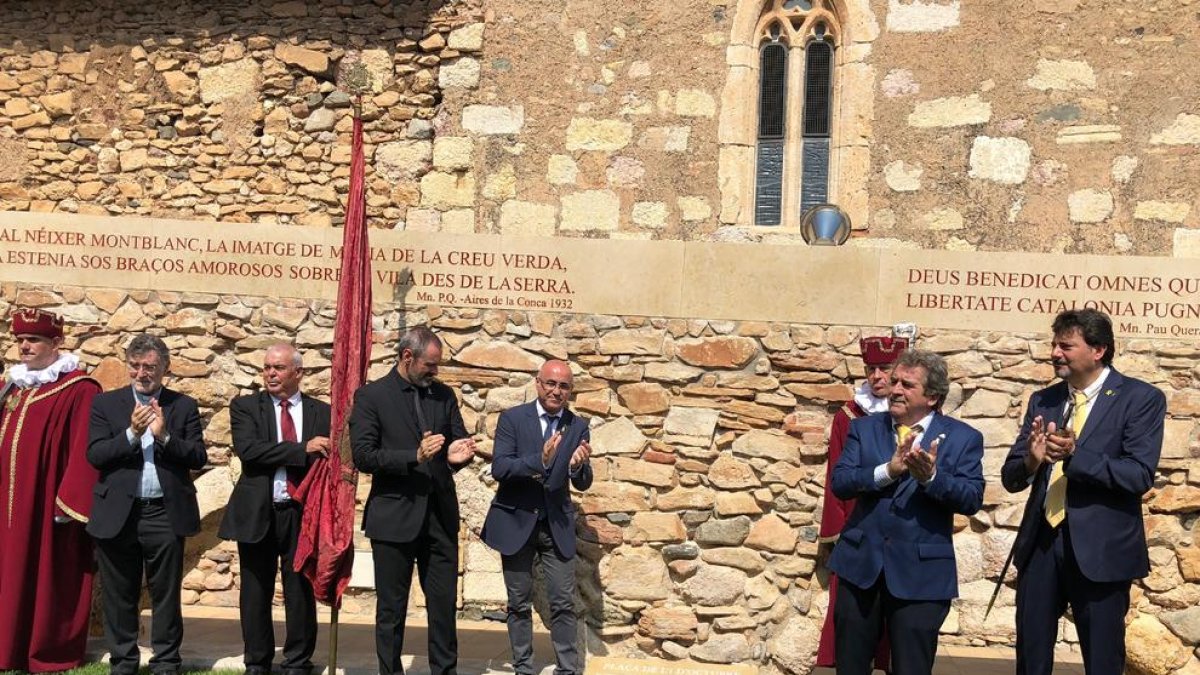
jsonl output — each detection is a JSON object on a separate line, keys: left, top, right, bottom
{"left": 632, "top": 201, "right": 668, "bottom": 228}
{"left": 38, "top": 92, "right": 73, "bottom": 117}
{"left": 1067, "top": 189, "right": 1113, "bottom": 223}
{"left": 675, "top": 89, "right": 717, "bottom": 118}
{"left": 546, "top": 155, "right": 578, "bottom": 185}
{"left": 499, "top": 200, "right": 557, "bottom": 236}
{"left": 376, "top": 140, "right": 431, "bottom": 180}
{"left": 677, "top": 196, "right": 712, "bottom": 222}
{"left": 439, "top": 58, "right": 481, "bottom": 89}
{"left": 448, "top": 23, "right": 486, "bottom": 52}
{"left": 420, "top": 171, "right": 476, "bottom": 210}
{"left": 640, "top": 126, "right": 690, "bottom": 152}
{"left": 560, "top": 190, "right": 619, "bottom": 231}
{"left": 886, "top": 0, "right": 960, "bottom": 32}
{"left": 1134, "top": 201, "right": 1190, "bottom": 223}
{"left": 433, "top": 136, "right": 474, "bottom": 170}
{"left": 274, "top": 44, "right": 329, "bottom": 75}
{"left": 600, "top": 546, "right": 670, "bottom": 601}
{"left": 565, "top": 118, "right": 633, "bottom": 151}
{"left": 462, "top": 105, "right": 525, "bottom": 135}
{"left": 920, "top": 207, "right": 963, "bottom": 230}
{"left": 884, "top": 160, "right": 922, "bottom": 192}
{"left": 908, "top": 94, "right": 990, "bottom": 128}
{"left": 198, "top": 58, "right": 261, "bottom": 104}
{"left": 1025, "top": 59, "right": 1096, "bottom": 90}
{"left": 968, "top": 136, "right": 1031, "bottom": 185}
{"left": 628, "top": 513, "right": 686, "bottom": 543}
{"left": 1150, "top": 114, "right": 1200, "bottom": 146}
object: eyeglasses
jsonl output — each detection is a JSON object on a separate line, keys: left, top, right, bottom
{"left": 537, "top": 379, "right": 573, "bottom": 392}
{"left": 127, "top": 362, "right": 161, "bottom": 374}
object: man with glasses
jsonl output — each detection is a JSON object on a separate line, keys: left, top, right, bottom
{"left": 350, "top": 326, "right": 477, "bottom": 675}
{"left": 87, "top": 334, "right": 207, "bottom": 675}
{"left": 482, "top": 359, "right": 593, "bottom": 675}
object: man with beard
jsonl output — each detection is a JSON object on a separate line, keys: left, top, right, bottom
{"left": 88, "top": 334, "right": 207, "bottom": 675}
{"left": 0, "top": 309, "right": 100, "bottom": 672}
{"left": 351, "top": 326, "right": 478, "bottom": 675}
{"left": 1003, "top": 309, "right": 1164, "bottom": 675}
{"left": 787, "top": 333, "right": 908, "bottom": 672}
{"left": 828, "top": 349, "right": 984, "bottom": 675}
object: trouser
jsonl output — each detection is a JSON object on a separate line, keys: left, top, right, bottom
{"left": 501, "top": 520, "right": 579, "bottom": 675}
{"left": 95, "top": 500, "right": 185, "bottom": 675}
{"left": 834, "top": 575, "right": 948, "bottom": 675}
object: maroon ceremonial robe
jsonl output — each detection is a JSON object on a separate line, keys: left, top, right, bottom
{"left": 816, "top": 400, "right": 891, "bottom": 671}
{"left": 0, "top": 369, "right": 101, "bottom": 672}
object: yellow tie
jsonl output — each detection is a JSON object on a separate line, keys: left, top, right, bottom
{"left": 1045, "top": 392, "right": 1088, "bottom": 527}
{"left": 897, "top": 424, "right": 912, "bottom": 445}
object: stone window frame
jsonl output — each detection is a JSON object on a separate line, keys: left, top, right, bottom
{"left": 720, "top": 0, "right": 871, "bottom": 233}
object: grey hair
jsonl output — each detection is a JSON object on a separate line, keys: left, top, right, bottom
{"left": 266, "top": 342, "right": 303, "bottom": 368}
{"left": 397, "top": 326, "right": 441, "bottom": 358}
{"left": 894, "top": 348, "right": 950, "bottom": 406}
{"left": 126, "top": 334, "right": 170, "bottom": 368}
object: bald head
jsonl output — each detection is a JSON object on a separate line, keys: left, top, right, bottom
{"left": 535, "top": 360, "right": 574, "bottom": 415}
{"left": 262, "top": 342, "right": 303, "bottom": 399}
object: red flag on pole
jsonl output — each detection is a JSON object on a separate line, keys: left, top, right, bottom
{"left": 294, "top": 103, "right": 371, "bottom": 609}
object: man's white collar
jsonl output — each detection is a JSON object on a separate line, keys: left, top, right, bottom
{"left": 6, "top": 353, "right": 81, "bottom": 388}
{"left": 853, "top": 381, "right": 890, "bottom": 414}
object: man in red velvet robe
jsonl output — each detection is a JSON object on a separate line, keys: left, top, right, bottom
{"left": 0, "top": 309, "right": 101, "bottom": 672}
{"left": 786, "top": 333, "right": 908, "bottom": 672}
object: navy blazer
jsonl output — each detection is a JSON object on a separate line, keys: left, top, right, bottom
{"left": 350, "top": 370, "right": 470, "bottom": 544}
{"left": 828, "top": 410, "right": 985, "bottom": 601}
{"left": 1002, "top": 368, "right": 1165, "bottom": 582}
{"left": 86, "top": 386, "right": 207, "bottom": 539}
{"left": 481, "top": 402, "right": 593, "bottom": 558}
{"left": 218, "top": 391, "right": 331, "bottom": 543}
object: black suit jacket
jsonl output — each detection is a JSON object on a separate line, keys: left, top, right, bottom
{"left": 350, "top": 369, "right": 469, "bottom": 544}
{"left": 218, "top": 391, "right": 331, "bottom": 543}
{"left": 1002, "top": 368, "right": 1165, "bottom": 582}
{"left": 86, "top": 386, "right": 207, "bottom": 539}
{"left": 481, "top": 402, "right": 593, "bottom": 559}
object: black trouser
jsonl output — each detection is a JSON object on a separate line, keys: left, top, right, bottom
{"left": 502, "top": 520, "right": 579, "bottom": 675}
{"left": 237, "top": 500, "right": 317, "bottom": 675}
{"left": 834, "top": 575, "right": 948, "bottom": 675}
{"left": 371, "top": 505, "right": 459, "bottom": 675}
{"left": 1015, "top": 521, "right": 1131, "bottom": 675}
{"left": 95, "top": 500, "right": 185, "bottom": 675}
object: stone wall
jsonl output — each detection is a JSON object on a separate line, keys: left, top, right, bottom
{"left": 3, "top": 283, "right": 1199, "bottom": 675}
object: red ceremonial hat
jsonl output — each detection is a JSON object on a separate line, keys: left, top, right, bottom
{"left": 860, "top": 336, "right": 908, "bottom": 367}
{"left": 10, "top": 308, "right": 65, "bottom": 338}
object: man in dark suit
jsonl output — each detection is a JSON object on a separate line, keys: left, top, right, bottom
{"left": 87, "top": 334, "right": 207, "bottom": 675}
{"left": 350, "top": 326, "right": 477, "bottom": 675}
{"left": 219, "top": 343, "right": 331, "bottom": 675}
{"left": 1002, "top": 309, "right": 1164, "bottom": 675}
{"left": 482, "top": 359, "right": 593, "bottom": 675}
{"left": 828, "top": 348, "right": 984, "bottom": 675}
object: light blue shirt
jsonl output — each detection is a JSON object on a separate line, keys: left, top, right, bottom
{"left": 125, "top": 386, "right": 164, "bottom": 499}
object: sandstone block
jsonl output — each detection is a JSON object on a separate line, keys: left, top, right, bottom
{"left": 614, "top": 457, "right": 676, "bottom": 488}
{"left": 632, "top": 201, "right": 669, "bottom": 228}
{"left": 689, "top": 633, "right": 749, "bottom": 664}
{"left": 274, "top": 44, "right": 329, "bottom": 75}
{"left": 598, "top": 328, "right": 665, "bottom": 355}
{"left": 482, "top": 164, "right": 516, "bottom": 200}
{"left": 38, "top": 92, "right": 73, "bottom": 118}
{"left": 675, "top": 89, "right": 716, "bottom": 118}
{"left": 433, "top": 137, "right": 474, "bottom": 170}
{"left": 908, "top": 94, "right": 990, "bottom": 128}
{"left": 420, "top": 171, "right": 476, "bottom": 209}
{"left": 1026, "top": 59, "right": 1096, "bottom": 90}
{"left": 886, "top": 0, "right": 960, "bottom": 32}
{"left": 732, "top": 430, "right": 802, "bottom": 462}
{"left": 580, "top": 482, "right": 650, "bottom": 514}
{"left": 700, "top": 547, "right": 766, "bottom": 574}
{"left": 448, "top": 23, "right": 486, "bottom": 51}
{"left": 675, "top": 336, "right": 758, "bottom": 368}
{"left": 656, "top": 486, "right": 715, "bottom": 511}
{"left": 600, "top": 546, "right": 669, "bottom": 601}
{"left": 455, "top": 340, "right": 542, "bottom": 372}
{"left": 745, "top": 513, "right": 797, "bottom": 552}
{"left": 968, "top": 136, "right": 1031, "bottom": 185}
{"left": 261, "top": 304, "right": 308, "bottom": 331}
{"left": 463, "top": 105, "right": 525, "bottom": 135}
{"left": 1149, "top": 486, "right": 1200, "bottom": 514}
{"left": 499, "top": 200, "right": 557, "bottom": 236}
{"left": 1134, "top": 201, "right": 1190, "bottom": 223}
{"left": 1151, "top": 113, "right": 1200, "bottom": 146}
{"left": 198, "top": 58, "right": 261, "bottom": 104}
{"left": 439, "top": 58, "right": 481, "bottom": 89}
{"left": 714, "top": 492, "right": 762, "bottom": 516}
{"left": 663, "top": 406, "right": 720, "bottom": 438}
{"left": 565, "top": 118, "right": 633, "bottom": 151}
{"left": 1125, "top": 614, "right": 1191, "bottom": 675}
{"left": 376, "top": 141, "right": 431, "bottom": 181}
{"left": 676, "top": 196, "right": 712, "bottom": 222}
{"left": 884, "top": 160, "right": 922, "bottom": 191}
{"left": 617, "top": 382, "right": 670, "bottom": 415}
{"left": 1067, "top": 189, "right": 1113, "bottom": 223}
{"left": 638, "top": 606, "right": 697, "bottom": 643}
{"left": 560, "top": 190, "right": 619, "bottom": 231}
{"left": 546, "top": 155, "right": 578, "bottom": 185}
{"left": 683, "top": 564, "right": 747, "bottom": 606}
{"left": 708, "top": 453, "right": 760, "bottom": 489}
{"left": 629, "top": 513, "right": 686, "bottom": 543}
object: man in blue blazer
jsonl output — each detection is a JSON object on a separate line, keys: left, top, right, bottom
{"left": 482, "top": 359, "right": 593, "bottom": 675}
{"left": 829, "top": 348, "right": 984, "bottom": 675}
{"left": 1002, "top": 309, "right": 1164, "bottom": 675}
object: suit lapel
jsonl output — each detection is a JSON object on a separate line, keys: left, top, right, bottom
{"left": 260, "top": 392, "right": 279, "bottom": 442}
{"left": 1076, "top": 369, "right": 1122, "bottom": 447}
{"left": 301, "top": 394, "right": 316, "bottom": 439}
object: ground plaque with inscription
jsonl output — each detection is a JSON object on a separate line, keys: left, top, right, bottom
{"left": 585, "top": 656, "right": 756, "bottom": 675}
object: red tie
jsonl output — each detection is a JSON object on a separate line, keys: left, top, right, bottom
{"left": 280, "top": 399, "right": 302, "bottom": 497}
